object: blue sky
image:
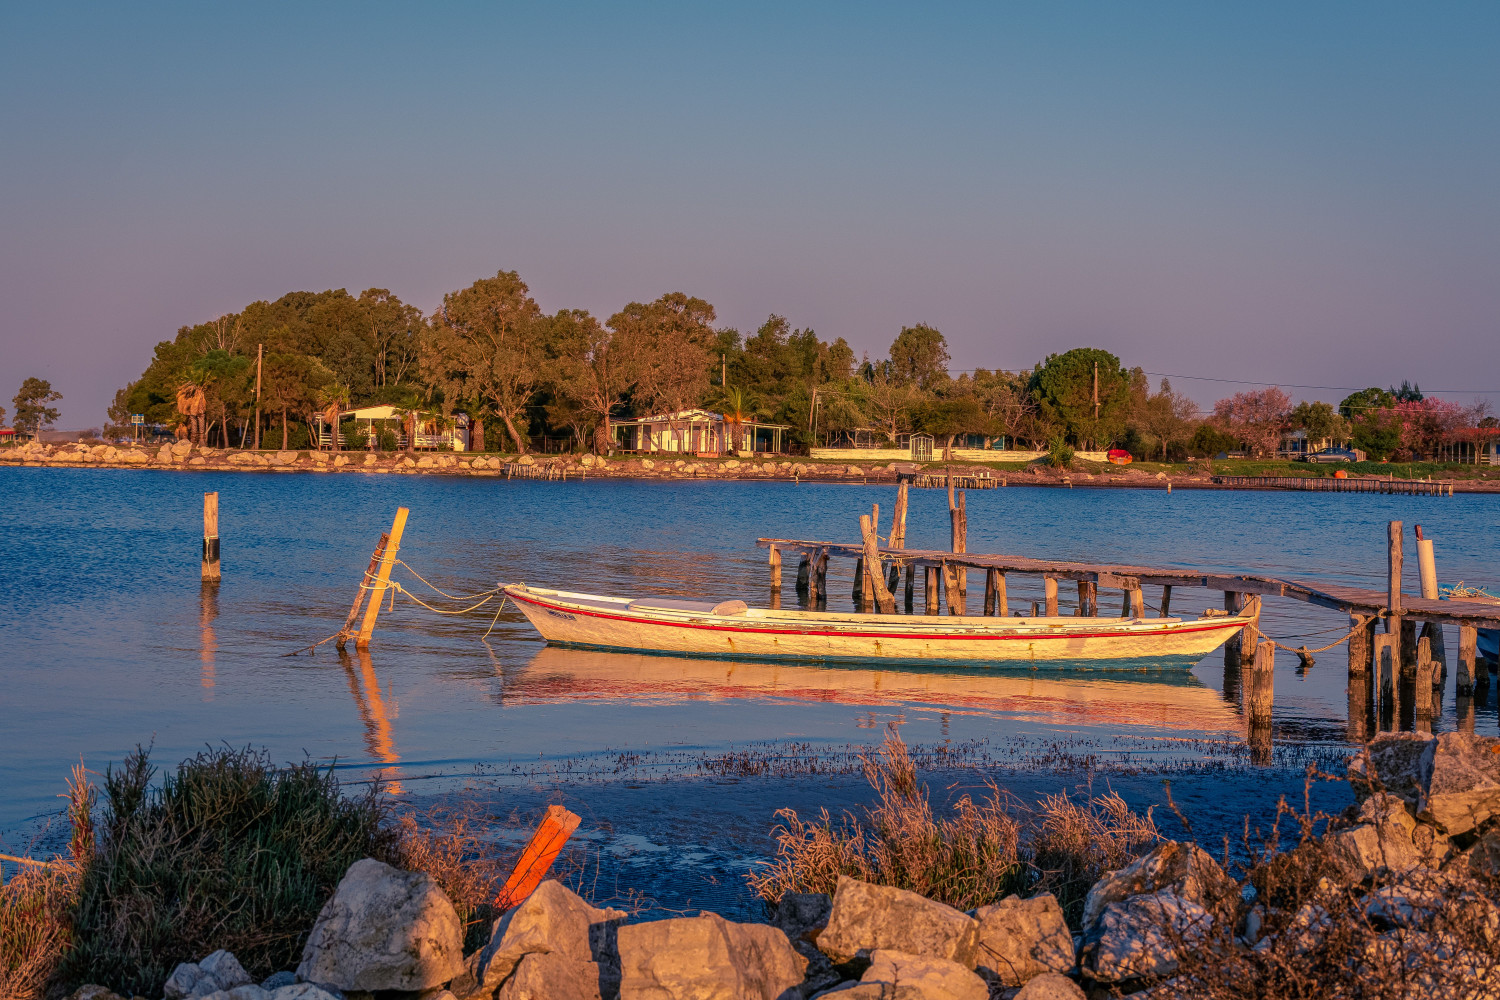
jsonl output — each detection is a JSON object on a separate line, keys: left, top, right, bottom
{"left": 3, "top": 2, "right": 1497, "bottom": 425}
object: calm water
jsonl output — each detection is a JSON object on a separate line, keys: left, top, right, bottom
{"left": 2, "top": 467, "right": 1497, "bottom": 863}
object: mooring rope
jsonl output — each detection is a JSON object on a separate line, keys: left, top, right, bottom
{"left": 1259, "top": 613, "right": 1378, "bottom": 656}
{"left": 283, "top": 568, "right": 514, "bottom": 656}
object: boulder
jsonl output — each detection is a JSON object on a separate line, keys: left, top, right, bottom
{"left": 310, "top": 451, "right": 329, "bottom": 463}
{"left": 1080, "top": 890, "right": 1212, "bottom": 982}
{"left": 333, "top": 455, "right": 349, "bottom": 467}
{"left": 274, "top": 450, "right": 298, "bottom": 465}
{"left": 971, "top": 892, "right": 1074, "bottom": 986}
{"left": 266, "top": 987, "right": 342, "bottom": 1000}
{"left": 1348, "top": 732, "right": 1430, "bottom": 812}
{"left": 172, "top": 440, "right": 193, "bottom": 458}
{"left": 772, "top": 892, "right": 838, "bottom": 993}
{"left": 475, "top": 880, "right": 624, "bottom": 997}
{"left": 189, "top": 456, "right": 206, "bottom": 466}
{"left": 260, "top": 972, "right": 297, "bottom": 991}
{"left": 723, "top": 460, "right": 740, "bottom": 470}
{"left": 616, "top": 910, "right": 806, "bottom": 1000}
{"left": 846, "top": 466, "right": 863, "bottom": 476}
{"left": 1461, "top": 828, "right": 1500, "bottom": 879}
{"left": 858, "top": 950, "right": 986, "bottom": 1000}
{"left": 157, "top": 444, "right": 175, "bottom": 463}
{"left": 816, "top": 876, "right": 979, "bottom": 969}
{"left": 196, "top": 987, "right": 269, "bottom": 1000}
{"left": 496, "top": 951, "right": 601, "bottom": 1000}
{"left": 1080, "top": 841, "right": 1235, "bottom": 935}
{"left": 163, "top": 950, "right": 253, "bottom": 999}
{"left": 417, "top": 456, "right": 435, "bottom": 468}
{"left": 640, "top": 459, "right": 655, "bottom": 470}
{"left": 1419, "top": 732, "right": 1500, "bottom": 835}
{"left": 517, "top": 454, "right": 536, "bottom": 466}
{"left": 812, "top": 985, "right": 923, "bottom": 998}
{"left": 64, "top": 988, "right": 127, "bottom": 1000}
{"left": 296, "top": 858, "right": 464, "bottom": 992}
{"left": 1014, "top": 972, "right": 1086, "bottom": 1000}
{"left": 1325, "top": 793, "right": 1448, "bottom": 880}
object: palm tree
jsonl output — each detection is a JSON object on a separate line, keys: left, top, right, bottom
{"left": 175, "top": 383, "right": 207, "bottom": 445}
{"left": 717, "top": 386, "right": 755, "bottom": 453}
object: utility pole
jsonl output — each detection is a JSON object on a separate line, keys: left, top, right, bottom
{"left": 1093, "top": 361, "right": 1099, "bottom": 421}
{"left": 253, "top": 343, "right": 264, "bottom": 450}
{"left": 722, "top": 353, "right": 727, "bottom": 388}
{"left": 810, "top": 386, "right": 818, "bottom": 445}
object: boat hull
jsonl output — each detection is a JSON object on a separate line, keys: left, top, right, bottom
{"left": 504, "top": 586, "right": 1249, "bottom": 668}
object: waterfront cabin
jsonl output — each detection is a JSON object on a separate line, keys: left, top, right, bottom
{"left": 316, "top": 406, "right": 470, "bottom": 451}
{"left": 613, "top": 408, "right": 790, "bottom": 457}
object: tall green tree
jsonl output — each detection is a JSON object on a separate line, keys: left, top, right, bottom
{"left": 1027, "top": 348, "right": 1131, "bottom": 450}
{"left": 424, "top": 270, "right": 546, "bottom": 453}
{"left": 12, "top": 377, "right": 62, "bottom": 436}
{"left": 888, "top": 324, "right": 951, "bottom": 390}
{"left": 1338, "top": 387, "right": 1395, "bottom": 420}
{"left": 547, "top": 308, "right": 638, "bottom": 453}
{"left": 609, "top": 292, "right": 716, "bottom": 450}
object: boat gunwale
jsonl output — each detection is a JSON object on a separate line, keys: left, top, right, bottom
{"left": 504, "top": 585, "right": 1254, "bottom": 642}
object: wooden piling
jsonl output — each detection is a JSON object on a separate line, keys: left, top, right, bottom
{"left": 1419, "top": 621, "right": 1447, "bottom": 679}
{"left": 853, "top": 557, "right": 866, "bottom": 604}
{"left": 201, "top": 492, "right": 221, "bottom": 583}
{"left": 1043, "top": 576, "right": 1059, "bottom": 617}
{"left": 925, "top": 566, "right": 940, "bottom": 615}
{"left": 1400, "top": 618, "right": 1418, "bottom": 679}
{"left": 1416, "top": 533, "right": 1438, "bottom": 600}
{"left": 859, "top": 510, "right": 896, "bottom": 614}
{"left": 891, "top": 482, "right": 909, "bottom": 549}
{"left": 796, "top": 554, "right": 811, "bottom": 598}
{"left": 1458, "top": 624, "right": 1478, "bottom": 696}
{"left": 1374, "top": 634, "right": 1398, "bottom": 724}
{"left": 1130, "top": 587, "right": 1146, "bottom": 618}
{"left": 1159, "top": 585, "right": 1172, "bottom": 618}
{"left": 1347, "top": 669, "right": 1372, "bottom": 743}
{"left": 1248, "top": 637, "right": 1275, "bottom": 727}
{"left": 495, "top": 805, "right": 582, "bottom": 910}
{"left": 904, "top": 563, "right": 915, "bottom": 612}
{"left": 1415, "top": 636, "right": 1435, "bottom": 732}
{"left": 1386, "top": 520, "right": 1404, "bottom": 645}
{"left": 768, "top": 545, "right": 782, "bottom": 593}
{"left": 356, "top": 507, "right": 408, "bottom": 649}
{"left": 987, "top": 569, "right": 1007, "bottom": 617}
{"left": 942, "top": 561, "right": 965, "bottom": 615}
{"left": 338, "top": 532, "right": 389, "bottom": 651}
{"left": 1347, "top": 614, "right": 1374, "bottom": 677}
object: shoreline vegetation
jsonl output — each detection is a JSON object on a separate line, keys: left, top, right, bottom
{"left": 4, "top": 732, "right": 1498, "bottom": 1000}
{"left": 4, "top": 439, "right": 1499, "bottom": 492}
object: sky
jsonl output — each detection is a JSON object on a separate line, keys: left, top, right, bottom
{"left": 2, "top": 2, "right": 1497, "bottom": 427}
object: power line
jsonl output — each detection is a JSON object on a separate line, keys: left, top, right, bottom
{"left": 944, "top": 367, "right": 1498, "bottom": 395}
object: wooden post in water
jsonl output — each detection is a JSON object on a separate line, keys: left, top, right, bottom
{"left": 768, "top": 545, "right": 782, "bottom": 595}
{"left": 948, "top": 481, "right": 967, "bottom": 606}
{"left": 1386, "top": 520, "right": 1404, "bottom": 646}
{"left": 1129, "top": 586, "right": 1146, "bottom": 618}
{"left": 1223, "top": 592, "right": 1244, "bottom": 663}
{"left": 1077, "top": 580, "right": 1095, "bottom": 617}
{"left": 988, "top": 569, "right": 1007, "bottom": 617}
{"left": 1458, "top": 625, "right": 1478, "bottom": 697}
{"left": 942, "top": 561, "right": 965, "bottom": 615}
{"left": 891, "top": 481, "right": 909, "bottom": 549}
{"left": 1043, "top": 576, "right": 1059, "bottom": 617}
{"left": 1248, "top": 637, "right": 1275, "bottom": 728}
{"left": 1415, "top": 636, "right": 1435, "bottom": 733}
{"left": 796, "top": 553, "right": 811, "bottom": 599}
{"left": 853, "top": 557, "right": 866, "bottom": 605}
{"left": 860, "top": 509, "right": 896, "bottom": 614}
{"left": 495, "top": 805, "right": 582, "bottom": 910}
{"left": 1347, "top": 666, "right": 1372, "bottom": 743}
{"left": 1419, "top": 622, "right": 1447, "bottom": 680}
{"left": 338, "top": 532, "right": 390, "bottom": 651}
{"left": 1374, "top": 634, "right": 1398, "bottom": 727}
{"left": 1348, "top": 615, "right": 1374, "bottom": 679}
{"left": 201, "top": 492, "right": 221, "bottom": 583}
{"left": 1399, "top": 619, "right": 1418, "bottom": 679}
{"left": 1159, "top": 585, "right": 1172, "bottom": 618}
{"left": 356, "top": 507, "right": 409, "bottom": 649}
{"left": 925, "top": 566, "right": 940, "bottom": 615}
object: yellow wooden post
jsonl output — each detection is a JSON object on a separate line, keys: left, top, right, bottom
{"left": 201, "top": 492, "right": 221, "bottom": 582}
{"left": 356, "top": 507, "right": 409, "bottom": 649}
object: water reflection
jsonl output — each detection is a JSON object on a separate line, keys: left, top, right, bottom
{"left": 199, "top": 583, "right": 217, "bottom": 699}
{"left": 339, "top": 649, "right": 403, "bottom": 793}
{"left": 509, "top": 646, "right": 1243, "bottom": 734}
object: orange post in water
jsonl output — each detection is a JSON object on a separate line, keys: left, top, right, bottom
{"left": 495, "top": 805, "right": 582, "bottom": 910}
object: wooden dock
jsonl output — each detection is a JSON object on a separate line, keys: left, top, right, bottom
{"left": 899, "top": 471, "right": 1001, "bottom": 490}
{"left": 757, "top": 479, "right": 1495, "bottom": 752}
{"left": 1211, "top": 474, "right": 1454, "bottom": 496}
{"left": 505, "top": 462, "right": 578, "bottom": 481}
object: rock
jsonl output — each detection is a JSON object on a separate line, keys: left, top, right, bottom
{"left": 275, "top": 450, "right": 298, "bottom": 465}
{"left": 1014, "top": 972, "right": 1086, "bottom": 1000}
{"left": 297, "top": 858, "right": 465, "bottom": 992}
{"left": 197, "top": 987, "right": 270, "bottom": 1000}
{"left": 859, "top": 950, "right": 987, "bottom": 1000}
{"left": 517, "top": 454, "right": 535, "bottom": 466}
{"left": 64, "top": 987, "right": 127, "bottom": 1000}
{"left": 813, "top": 985, "right": 923, "bottom": 998}
{"left": 1419, "top": 732, "right": 1500, "bottom": 835}
{"left": 157, "top": 444, "right": 175, "bottom": 462}
{"left": 772, "top": 892, "right": 838, "bottom": 992}
{"left": 311, "top": 451, "right": 329, "bottom": 463}
{"left": 267, "top": 987, "right": 344, "bottom": 1000}
{"left": 1080, "top": 891, "right": 1212, "bottom": 982}
{"left": 402, "top": 457, "right": 417, "bottom": 468}
{"left": 817, "top": 876, "right": 979, "bottom": 969}
{"left": 1348, "top": 732, "right": 1430, "bottom": 812}
{"left": 1462, "top": 828, "right": 1500, "bottom": 878}
{"left": 475, "top": 880, "right": 624, "bottom": 996}
{"left": 416, "top": 456, "right": 435, "bottom": 468}
{"left": 1325, "top": 793, "right": 1449, "bottom": 879}
{"left": 333, "top": 455, "right": 349, "bottom": 467}
{"left": 723, "top": 460, "right": 740, "bottom": 470}
{"left": 260, "top": 973, "right": 297, "bottom": 991}
{"left": 579, "top": 453, "right": 597, "bottom": 468}
{"left": 495, "top": 951, "right": 601, "bottom": 1000}
{"left": 164, "top": 950, "right": 253, "bottom": 998}
{"left": 640, "top": 459, "right": 655, "bottom": 470}
{"left": 971, "top": 892, "right": 1074, "bottom": 986}
{"left": 189, "top": 456, "right": 207, "bottom": 465}
{"left": 124, "top": 449, "right": 148, "bottom": 463}
{"left": 172, "top": 440, "right": 193, "bottom": 458}
{"left": 846, "top": 466, "right": 863, "bottom": 476}
{"left": 1080, "top": 841, "right": 1235, "bottom": 935}
{"left": 616, "top": 910, "right": 806, "bottom": 1000}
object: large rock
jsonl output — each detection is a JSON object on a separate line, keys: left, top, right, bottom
{"left": 1014, "top": 972, "right": 1086, "bottom": 1000}
{"left": 816, "top": 876, "right": 979, "bottom": 969}
{"left": 971, "top": 892, "right": 1074, "bottom": 986}
{"left": 616, "top": 911, "right": 806, "bottom": 1000}
{"left": 496, "top": 951, "right": 602, "bottom": 1000}
{"left": 163, "top": 950, "right": 252, "bottom": 998}
{"left": 1351, "top": 732, "right": 1500, "bottom": 836}
{"left": 172, "top": 439, "right": 193, "bottom": 458}
{"left": 772, "top": 892, "right": 840, "bottom": 995}
{"left": 1080, "top": 891, "right": 1212, "bottom": 982}
{"left": 475, "top": 879, "right": 624, "bottom": 997}
{"left": 858, "top": 950, "right": 986, "bottom": 1000}
{"left": 1325, "top": 793, "right": 1449, "bottom": 880}
{"left": 812, "top": 985, "right": 922, "bottom": 998}
{"left": 1080, "top": 841, "right": 1235, "bottom": 935}
{"left": 296, "top": 857, "right": 464, "bottom": 992}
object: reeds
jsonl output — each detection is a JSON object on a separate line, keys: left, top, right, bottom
{"left": 748, "top": 729, "right": 1154, "bottom": 915}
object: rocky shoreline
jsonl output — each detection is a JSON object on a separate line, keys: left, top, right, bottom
{"left": 8, "top": 440, "right": 1498, "bottom": 491}
{"left": 62, "top": 730, "right": 1500, "bottom": 1000}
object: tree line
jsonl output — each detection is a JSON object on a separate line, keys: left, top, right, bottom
{"left": 91, "top": 268, "right": 1495, "bottom": 461}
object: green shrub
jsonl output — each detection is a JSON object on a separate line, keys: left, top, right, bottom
{"left": 58, "top": 746, "right": 400, "bottom": 997}
{"left": 1046, "top": 436, "right": 1075, "bottom": 469}
{"left": 378, "top": 429, "right": 398, "bottom": 452}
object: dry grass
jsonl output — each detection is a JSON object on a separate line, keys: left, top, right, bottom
{"left": 0, "top": 763, "right": 93, "bottom": 1000}
{"left": 391, "top": 803, "right": 515, "bottom": 952}
{"left": 748, "top": 729, "right": 1151, "bottom": 914}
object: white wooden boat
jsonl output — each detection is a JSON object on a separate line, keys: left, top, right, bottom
{"left": 502, "top": 584, "right": 1254, "bottom": 667}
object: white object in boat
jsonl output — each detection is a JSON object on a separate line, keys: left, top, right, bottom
{"left": 502, "top": 584, "right": 1254, "bottom": 667}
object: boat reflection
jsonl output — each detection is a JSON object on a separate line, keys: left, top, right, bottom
{"left": 510, "top": 646, "right": 1243, "bottom": 733}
